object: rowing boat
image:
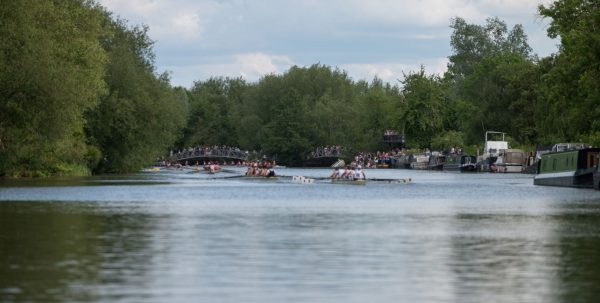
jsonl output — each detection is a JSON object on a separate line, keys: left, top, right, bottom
{"left": 292, "top": 176, "right": 315, "bottom": 184}
{"left": 331, "top": 178, "right": 366, "bottom": 185}
{"left": 369, "top": 178, "right": 412, "bottom": 184}
{"left": 243, "top": 175, "right": 279, "bottom": 181}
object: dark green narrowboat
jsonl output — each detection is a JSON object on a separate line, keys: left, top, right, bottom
{"left": 534, "top": 144, "right": 600, "bottom": 188}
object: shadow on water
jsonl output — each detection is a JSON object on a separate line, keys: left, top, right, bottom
{"left": 554, "top": 205, "right": 600, "bottom": 303}
{"left": 448, "top": 200, "right": 600, "bottom": 303}
{"left": 0, "top": 202, "right": 160, "bottom": 302}
{"left": 0, "top": 175, "right": 173, "bottom": 187}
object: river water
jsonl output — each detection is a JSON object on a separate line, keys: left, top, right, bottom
{"left": 1, "top": 168, "right": 600, "bottom": 303}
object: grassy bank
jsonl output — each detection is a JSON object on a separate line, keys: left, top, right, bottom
{"left": 4, "top": 163, "right": 92, "bottom": 178}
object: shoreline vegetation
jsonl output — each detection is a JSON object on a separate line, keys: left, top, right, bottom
{"left": 1, "top": 0, "right": 599, "bottom": 178}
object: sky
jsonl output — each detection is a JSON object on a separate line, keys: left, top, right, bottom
{"left": 97, "top": 0, "right": 559, "bottom": 88}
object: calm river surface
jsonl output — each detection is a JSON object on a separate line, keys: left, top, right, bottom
{"left": 1, "top": 168, "right": 600, "bottom": 303}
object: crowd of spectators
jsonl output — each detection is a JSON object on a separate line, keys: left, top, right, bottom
{"left": 352, "top": 148, "right": 411, "bottom": 168}
{"left": 352, "top": 151, "right": 393, "bottom": 168}
{"left": 444, "top": 146, "right": 463, "bottom": 155}
{"left": 309, "top": 145, "right": 344, "bottom": 158}
{"left": 173, "top": 145, "right": 248, "bottom": 160}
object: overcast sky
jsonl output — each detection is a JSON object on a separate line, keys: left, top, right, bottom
{"left": 97, "top": 0, "right": 558, "bottom": 88}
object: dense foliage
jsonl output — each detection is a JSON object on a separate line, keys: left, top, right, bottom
{"left": 537, "top": 0, "right": 600, "bottom": 146}
{"left": 0, "top": 1, "right": 186, "bottom": 176}
{"left": 1, "top": 0, "right": 598, "bottom": 174}
{"left": 180, "top": 67, "right": 403, "bottom": 165}
{"left": 178, "top": 1, "right": 600, "bottom": 164}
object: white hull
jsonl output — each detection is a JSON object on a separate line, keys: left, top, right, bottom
{"left": 495, "top": 164, "right": 523, "bottom": 173}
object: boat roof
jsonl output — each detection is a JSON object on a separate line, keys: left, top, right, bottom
{"left": 542, "top": 147, "right": 600, "bottom": 156}
{"left": 483, "top": 131, "right": 509, "bottom": 154}
{"left": 552, "top": 143, "right": 587, "bottom": 152}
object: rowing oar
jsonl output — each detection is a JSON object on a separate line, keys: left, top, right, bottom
{"left": 187, "top": 168, "right": 239, "bottom": 174}
{"left": 207, "top": 174, "right": 286, "bottom": 179}
{"left": 368, "top": 178, "right": 412, "bottom": 183}
{"left": 185, "top": 167, "right": 205, "bottom": 174}
{"left": 207, "top": 175, "right": 246, "bottom": 179}
{"left": 293, "top": 176, "right": 412, "bottom": 183}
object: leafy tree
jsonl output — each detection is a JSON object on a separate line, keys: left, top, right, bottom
{"left": 13, "top": 1, "right": 600, "bottom": 174}
{"left": 352, "top": 78, "right": 401, "bottom": 151}
{"left": 400, "top": 68, "right": 446, "bottom": 148}
{"left": 461, "top": 53, "right": 538, "bottom": 144}
{"left": 538, "top": 0, "right": 600, "bottom": 143}
{"left": 0, "top": 0, "right": 107, "bottom": 176}
{"left": 446, "top": 17, "right": 536, "bottom": 146}
{"left": 448, "top": 17, "right": 532, "bottom": 80}
{"left": 181, "top": 77, "right": 250, "bottom": 148}
{"left": 430, "top": 130, "right": 466, "bottom": 151}
{"left": 86, "top": 18, "right": 186, "bottom": 173}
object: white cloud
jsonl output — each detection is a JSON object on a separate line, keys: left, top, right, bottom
{"left": 340, "top": 0, "right": 483, "bottom": 27}
{"left": 412, "top": 34, "right": 439, "bottom": 40}
{"left": 100, "top": 0, "right": 161, "bottom": 15}
{"left": 477, "top": 0, "right": 555, "bottom": 14}
{"left": 341, "top": 58, "right": 449, "bottom": 83}
{"left": 163, "top": 53, "right": 295, "bottom": 86}
{"left": 171, "top": 13, "right": 202, "bottom": 39}
{"left": 235, "top": 53, "right": 294, "bottom": 80}
{"left": 329, "top": 0, "right": 555, "bottom": 27}
{"left": 98, "top": 0, "right": 558, "bottom": 87}
{"left": 98, "top": 0, "right": 216, "bottom": 42}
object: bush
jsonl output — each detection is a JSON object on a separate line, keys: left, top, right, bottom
{"left": 430, "top": 131, "right": 465, "bottom": 151}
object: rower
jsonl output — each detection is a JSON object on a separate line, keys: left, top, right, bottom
{"left": 354, "top": 165, "right": 366, "bottom": 180}
{"left": 342, "top": 165, "right": 353, "bottom": 179}
{"left": 330, "top": 167, "right": 339, "bottom": 179}
{"left": 337, "top": 166, "right": 347, "bottom": 179}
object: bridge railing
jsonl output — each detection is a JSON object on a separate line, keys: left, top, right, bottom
{"left": 174, "top": 148, "right": 248, "bottom": 161}
{"left": 309, "top": 146, "right": 345, "bottom": 159}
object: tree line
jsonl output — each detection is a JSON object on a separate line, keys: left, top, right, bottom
{"left": 0, "top": 0, "right": 186, "bottom": 176}
{"left": 1, "top": 0, "right": 598, "bottom": 176}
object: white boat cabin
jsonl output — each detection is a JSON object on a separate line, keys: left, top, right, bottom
{"left": 482, "top": 131, "right": 509, "bottom": 158}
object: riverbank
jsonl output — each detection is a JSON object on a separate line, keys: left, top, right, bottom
{"left": 2, "top": 163, "right": 92, "bottom": 179}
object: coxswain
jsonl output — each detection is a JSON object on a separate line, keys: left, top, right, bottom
{"left": 267, "top": 167, "right": 276, "bottom": 177}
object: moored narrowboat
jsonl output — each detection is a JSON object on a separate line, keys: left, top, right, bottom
{"left": 534, "top": 144, "right": 600, "bottom": 188}
{"left": 445, "top": 154, "right": 478, "bottom": 172}
{"left": 409, "top": 154, "right": 429, "bottom": 169}
{"left": 428, "top": 153, "right": 445, "bottom": 170}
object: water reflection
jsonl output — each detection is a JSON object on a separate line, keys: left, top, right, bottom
{"left": 0, "top": 202, "right": 158, "bottom": 302}
{"left": 555, "top": 208, "right": 600, "bottom": 303}
{"left": 1, "top": 170, "right": 600, "bottom": 302}
{"left": 448, "top": 214, "right": 558, "bottom": 302}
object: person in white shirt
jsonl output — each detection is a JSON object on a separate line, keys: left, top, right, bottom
{"left": 338, "top": 167, "right": 347, "bottom": 179}
{"left": 354, "top": 166, "right": 366, "bottom": 180}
